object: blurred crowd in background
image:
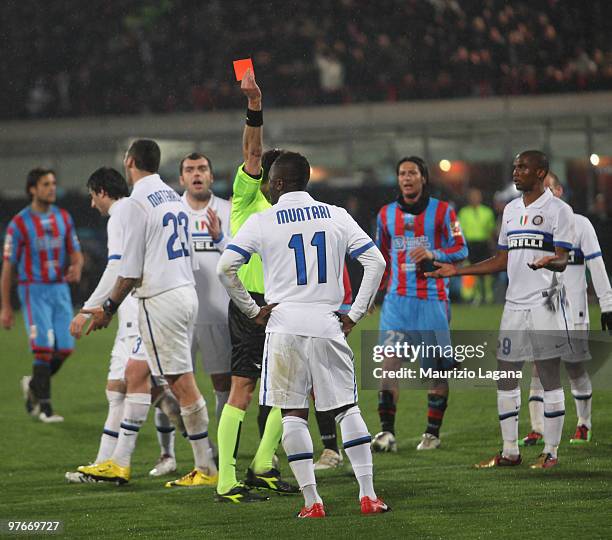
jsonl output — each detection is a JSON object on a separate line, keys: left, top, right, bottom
{"left": 1, "top": 0, "right": 610, "bottom": 119}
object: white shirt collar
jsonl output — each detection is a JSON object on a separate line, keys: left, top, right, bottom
{"left": 521, "top": 187, "right": 552, "bottom": 209}
{"left": 277, "top": 191, "right": 314, "bottom": 205}
{"left": 182, "top": 191, "right": 215, "bottom": 212}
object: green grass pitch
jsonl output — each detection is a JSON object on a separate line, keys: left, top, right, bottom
{"left": 1, "top": 305, "right": 610, "bottom": 539}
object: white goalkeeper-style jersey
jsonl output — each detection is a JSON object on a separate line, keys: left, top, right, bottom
{"left": 119, "top": 174, "right": 195, "bottom": 299}
{"left": 565, "top": 213, "right": 612, "bottom": 325}
{"left": 182, "top": 192, "right": 232, "bottom": 325}
{"left": 223, "top": 191, "right": 383, "bottom": 338}
{"left": 497, "top": 188, "right": 575, "bottom": 309}
{"left": 82, "top": 198, "right": 139, "bottom": 338}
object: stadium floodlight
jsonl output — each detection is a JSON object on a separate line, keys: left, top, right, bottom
{"left": 439, "top": 159, "right": 452, "bottom": 172}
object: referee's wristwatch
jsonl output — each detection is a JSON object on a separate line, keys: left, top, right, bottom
{"left": 102, "top": 297, "right": 120, "bottom": 316}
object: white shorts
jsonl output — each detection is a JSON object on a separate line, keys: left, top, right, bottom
{"left": 497, "top": 303, "right": 572, "bottom": 362}
{"left": 191, "top": 324, "right": 231, "bottom": 375}
{"left": 139, "top": 285, "right": 198, "bottom": 377}
{"left": 563, "top": 322, "right": 591, "bottom": 363}
{"left": 108, "top": 333, "right": 149, "bottom": 380}
{"left": 259, "top": 332, "right": 357, "bottom": 412}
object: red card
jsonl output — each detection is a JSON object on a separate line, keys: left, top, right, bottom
{"left": 233, "top": 58, "right": 254, "bottom": 81}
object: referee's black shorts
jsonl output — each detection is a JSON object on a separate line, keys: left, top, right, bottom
{"left": 228, "top": 291, "right": 266, "bottom": 379}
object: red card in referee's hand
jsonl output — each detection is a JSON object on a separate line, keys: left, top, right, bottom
{"left": 233, "top": 58, "right": 254, "bottom": 81}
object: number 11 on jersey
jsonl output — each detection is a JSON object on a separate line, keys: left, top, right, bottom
{"left": 288, "top": 231, "right": 327, "bottom": 286}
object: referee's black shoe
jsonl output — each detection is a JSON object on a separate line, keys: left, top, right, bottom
{"left": 245, "top": 468, "right": 300, "bottom": 494}
{"left": 215, "top": 484, "right": 270, "bottom": 503}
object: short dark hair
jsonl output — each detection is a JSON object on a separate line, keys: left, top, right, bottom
{"left": 26, "top": 167, "right": 55, "bottom": 199}
{"left": 179, "top": 152, "right": 213, "bottom": 175}
{"left": 127, "top": 139, "right": 161, "bottom": 173}
{"left": 396, "top": 156, "right": 429, "bottom": 182}
{"left": 87, "top": 167, "right": 129, "bottom": 200}
{"left": 519, "top": 150, "right": 549, "bottom": 175}
{"left": 262, "top": 148, "right": 285, "bottom": 183}
{"left": 269, "top": 151, "right": 310, "bottom": 190}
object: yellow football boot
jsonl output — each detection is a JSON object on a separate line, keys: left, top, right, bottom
{"left": 77, "top": 460, "right": 131, "bottom": 484}
{"left": 165, "top": 468, "right": 218, "bottom": 488}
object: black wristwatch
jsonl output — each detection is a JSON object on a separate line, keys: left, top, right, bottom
{"left": 102, "top": 297, "right": 120, "bottom": 316}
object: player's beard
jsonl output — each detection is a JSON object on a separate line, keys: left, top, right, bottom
{"left": 190, "top": 189, "right": 211, "bottom": 202}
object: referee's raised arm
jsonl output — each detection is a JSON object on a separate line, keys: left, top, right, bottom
{"left": 241, "top": 68, "right": 263, "bottom": 176}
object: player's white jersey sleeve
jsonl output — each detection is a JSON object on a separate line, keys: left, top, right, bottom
{"left": 83, "top": 199, "right": 140, "bottom": 336}
{"left": 226, "top": 213, "right": 262, "bottom": 260}
{"left": 83, "top": 206, "right": 124, "bottom": 310}
{"left": 497, "top": 206, "right": 509, "bottom": 249}
{"left": 344, "top": 210, "right": 376, "bottom": 259}
{"left": 581, "top": 217, "right": 612, "bottom": 313}
{"left": 552, "top": 201, "right": 575, "bottom": 250}
{"left": 119, "top": 174, "right": 195, "bottom": 298}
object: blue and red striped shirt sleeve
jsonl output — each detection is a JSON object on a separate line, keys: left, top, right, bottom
{"left": 431, "top": 204, "right": 468, "bottom": 263}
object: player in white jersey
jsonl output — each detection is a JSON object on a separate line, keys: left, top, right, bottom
{"left": 520, "top": 172, "right": 612, "bottom": 447}
{"left": 85, "top": 140, "right": 218, "bottom": 487}
{"left": 428, "top": 150, "right": 575, "bottom": 469}
{"left": 179, "top": 152, "right": 232, "bottom": 422}
{"left": 217, "top": 151, "right": 390, "bottom": 518}
{"left": 65, "top": 167, "right": 184, "bottom": 483}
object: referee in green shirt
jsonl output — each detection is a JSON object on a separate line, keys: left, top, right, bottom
{"left": 457, "top": 188, "right": 497, "bottom": 304}
{"left": 215, "top": 69, "right": 298, "bottom": 502}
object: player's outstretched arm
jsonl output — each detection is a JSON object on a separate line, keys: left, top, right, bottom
{"left": 0, "top": 260, "right": 15, "bottom": 329}
{"left": 425, "top": 249, "right": 508, "bottom": 278}
{"left": 216, "top": 248, "right": 262, "bottom": 320}
{"left": 528, "top": 246, "right": 569, "bottom": 272}
{"left": 585, "top": 254, "right": 612, "bottom": 330}
{"left": 71, "top": 257, "right": 124, "bottom": 338}
{"left": 241, "top": 68, "right": 263, "bottom": 176}
{"left": 84, "top": 276, "right": 138, "bottom": 334}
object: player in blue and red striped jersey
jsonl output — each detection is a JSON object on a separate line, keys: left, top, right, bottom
{"left": 1, "top": 168, "right": 83, "bottom": 423}
{"left": 371, "top": 156, "right": 467, "bottom": 453}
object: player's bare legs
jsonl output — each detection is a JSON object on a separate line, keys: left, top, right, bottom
{"left": 227, "top": 375, "right": 256, "bottom": 410}
{"left": 216, "top": 375, "right": 287, "bottom": 498}
{"left": 564, "top": 362, "right": 592, "bottom": 442}
{"left": 211, "top": 372, "right": 231, "bottom": 422}
{"left": 164, "top": 372, "right": 217, "bottom": 479}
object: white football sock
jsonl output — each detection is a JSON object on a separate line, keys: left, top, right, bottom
{"left": 528, "top": 376, "right": 544, "bottom": 434}
{"left": 181, "top": 396, "right": 216, "bottom": 473}
{"left": 95, "top": 390, "right": 125, "bottom": 463}
{"left": 112, "top": 392, "right": 151, "bottom": 468}
{"left": 497, "top": 388, "right": 521, "bottom": 458}
{"left": 337, "top": 406, "right": 376, "bottom": 500}
{"left": 543, "top": 388, "right": 565, "bottom": 458}
{"left": 156, "top": 389, "right": 185, "bottom": 434}
{"left": 215, "top": 390, "right": 230, "bottom": 423}
{"left": 155, "top": 407, "right": 176, "bottom": 458}
{"left": 570, "top": 372, "right": 592, "bottom": 429}
{"left": 282, "top": 416, "right": 321, "bottom": 507}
